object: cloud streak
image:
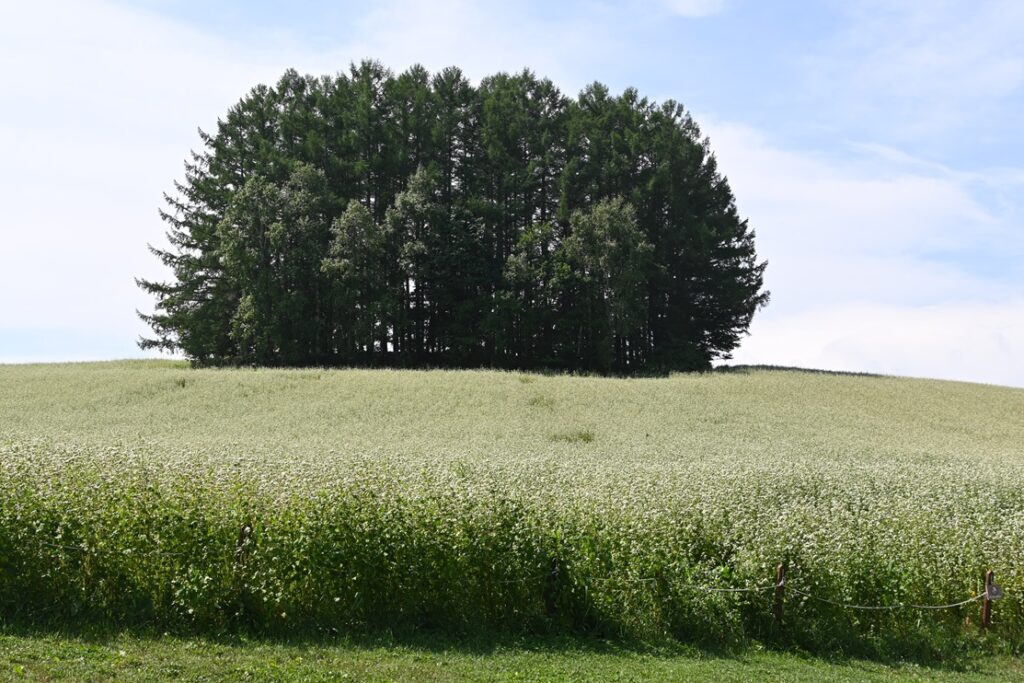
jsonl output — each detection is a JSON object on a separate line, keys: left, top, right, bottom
{"left": 804, "top": 0, "right": 1024, "bottom": 147}
{"left": 663, "top": 0, "right": 726, "bottom": 17}
{"left": 706, "top": 121, "right": 1023, "bottom": 386}
{"left": 731, "top": 300, "right": 1024, "bottom": 388}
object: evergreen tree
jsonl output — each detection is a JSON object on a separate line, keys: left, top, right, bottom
{"left": 140, "top": 63, "right": 768, "bottom": 374}
{"left": 502, "top": 222, "right": 560, "bottom": 368}
{"left": 322, "top": 200, "right": 394, "bottom": 360}
{"left": 556, "top": 198, "right": 653, "bottom": 372}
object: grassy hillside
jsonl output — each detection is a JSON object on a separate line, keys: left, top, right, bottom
{"left": 2, "top": 361, "right": 1023, "bottom": 662}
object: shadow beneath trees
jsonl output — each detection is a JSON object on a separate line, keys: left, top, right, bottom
{"left": 713, "top": 364, "right": 887, "bottom": 379}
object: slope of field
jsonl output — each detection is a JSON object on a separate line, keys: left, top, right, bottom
{"left": 2, "top": 361, "right": 1023, "bottom": 660}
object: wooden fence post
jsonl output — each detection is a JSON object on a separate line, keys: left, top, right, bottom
{"left": 982, "top": 570, "right": 994, "bottom": 629}
{"left": 544, "top": 557, "right": 560, "bottom": 617}
{"left": 774, "top": 563, "right": 786, "bottom": 626}
{"left": 233, "top": 522, "right": 254, "bottom": 623}
{"left": 235, "top": 523, "right": 253, "bottom": 566}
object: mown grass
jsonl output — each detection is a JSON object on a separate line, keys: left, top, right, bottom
{"left": 4, "top": 630, "right": 1024, "bottom": 682}
{"left": 1, "top": 361, "right": 1024, "bottom": 664}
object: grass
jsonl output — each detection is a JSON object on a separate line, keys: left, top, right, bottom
{"left": 3, "top": 630, "right": 1024, "bottom": 682}
{"left": 2, "top": 360, "right": 1024, "bottom": 671}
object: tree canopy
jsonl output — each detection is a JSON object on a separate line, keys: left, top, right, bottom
{"left": 139, "top": 61, "right": 768, "bottom": 373}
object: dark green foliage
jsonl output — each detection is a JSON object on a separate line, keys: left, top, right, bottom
{"left": 139, "top": 61, "right": 768, "bottom": 372}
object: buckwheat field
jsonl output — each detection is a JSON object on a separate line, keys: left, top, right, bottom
{"left": 2, "top": 361, "right": 1022, "bottom": 658}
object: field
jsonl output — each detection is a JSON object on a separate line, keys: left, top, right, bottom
{"left": 2, "top": 361, "right": 1024, "bottom": 678}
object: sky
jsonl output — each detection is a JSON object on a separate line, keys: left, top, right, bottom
{"left": 1, "top": 0, "right": 1022, "bottom": 387}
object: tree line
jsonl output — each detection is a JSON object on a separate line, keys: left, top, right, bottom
{"left": 139, "top": 61, "right": 768, "bottom": 373}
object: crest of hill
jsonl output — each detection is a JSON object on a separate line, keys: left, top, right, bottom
{"left": 1, "top": 360, "right": 1020, "bottom": 466}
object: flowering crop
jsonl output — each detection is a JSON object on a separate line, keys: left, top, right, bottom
{"left": 1, "top": 361, "right": 1022, "bottom": 657}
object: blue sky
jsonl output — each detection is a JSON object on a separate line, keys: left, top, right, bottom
{"left": 1, "top": 0, "right": 1022, "bottom": 386}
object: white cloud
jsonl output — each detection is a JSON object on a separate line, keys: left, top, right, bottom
{"left": 303, "top": 0, "right": 626, "bottom": 92}
{"left": 806, "top": 0, "right": 1024, "bottom": 140}
{"left": 705, "top": 121, "right": 1020, "bottom": 307}
{"left": 0, "top": 0, "right": 294, "bottom": 358}
{"left": 663, "top": 0, "right": 726, "bottom": 18}
{"left": 703, "top": 121, "right": 1023, "bottom": 386}
{"left": 730, "top": 300, "right": 1024, "bottom": 388}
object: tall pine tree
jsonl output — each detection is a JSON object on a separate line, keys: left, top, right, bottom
{"left": 140, "top": 63, "right": 768, "bottom": 374}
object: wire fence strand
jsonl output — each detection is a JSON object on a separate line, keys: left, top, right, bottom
{"left": 790, "top": 587, "right": 987, "bottom": 611}
{"left": 26, "top": 535, "right": 1007, "bottom": 612}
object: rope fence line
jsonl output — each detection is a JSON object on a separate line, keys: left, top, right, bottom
{"left": 691, "top": 584, "right": 776, "bottom": 593}
{"left": 26, "top": 533, "right": 1008, "bottom": 623}
{"left": 593, "top": 577, "right": 776, "bottom": 593}
{"left": 789, "top": 587, "right": 987, "bottom": 611}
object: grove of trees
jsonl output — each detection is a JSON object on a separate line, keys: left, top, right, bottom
{"left": 139, "top": 61, "right": 768, "bottom": 373}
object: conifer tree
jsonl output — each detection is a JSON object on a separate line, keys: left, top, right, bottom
{"left": 140, "top": 62, "right": 768, "bottom": 373}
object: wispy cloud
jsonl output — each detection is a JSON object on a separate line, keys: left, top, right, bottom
{"left": 707, "top": 121, "right": 1024, "bottom": 386}
{"left": 804, "top": 0, "right": 1024, "bottom": 142}
{"left": 663, "top": 0, "right": 726, "bottom": 18}
{"left": 0, "top": 0, "right": 278, "bottom": 356}
{"left": 707, "top": 123, "right": 1016, "bottom": 292}
{"left": 731, "top": 300, "right": 1024, "bottom": 388}
{"left": 306, "top": 0, "right": 627, "bottom": 91}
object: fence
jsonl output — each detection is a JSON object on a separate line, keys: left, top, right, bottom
{"left": 31, "top": 532, "right": 1009, "bottom": 630}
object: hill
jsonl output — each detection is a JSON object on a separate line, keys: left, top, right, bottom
{"left": 4, "top": 360, "right": 1020, "bottom": 463}
{"left": 1, "top": 361, "right": 1023, "bottom": 672}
